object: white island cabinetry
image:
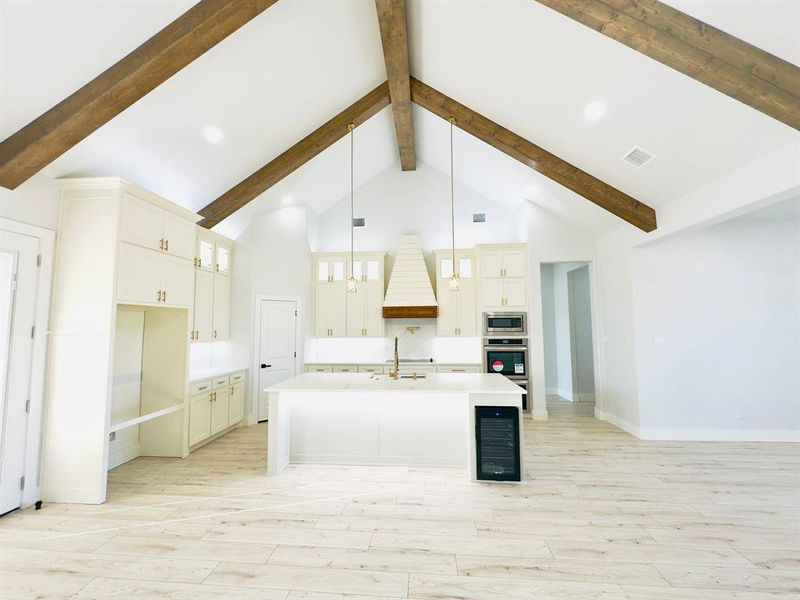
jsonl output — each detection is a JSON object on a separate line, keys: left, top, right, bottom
{"left": 266, "top": 373, "right": 524, "bottom": 481}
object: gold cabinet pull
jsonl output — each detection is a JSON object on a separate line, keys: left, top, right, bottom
{"left": 159, "top": 238, "right": 164, "bottom": 251}
{"left": 164, "top": 239, "right": 169, "bottom": 252}
{"left": 213, "top": 330, "right": 217, "bottom": 339}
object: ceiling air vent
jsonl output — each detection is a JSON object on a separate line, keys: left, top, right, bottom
{"left": 622, "top": 146, "right": 655, "bottom": 168}
{"left": 352, "top": 217, "right": 365, "bottom": 227}
{"left": 473, "top": 213, "right": 486, "bottom": 223}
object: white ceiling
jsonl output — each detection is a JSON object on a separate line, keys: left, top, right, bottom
{"left": 1, "top": 0, "right": 798, "bottom": 240}
{"left": 660, "top": 0, "right": 800, "bottom": 66}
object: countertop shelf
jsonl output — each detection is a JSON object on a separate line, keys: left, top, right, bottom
{"left": 109, "top": 403, "right": 184, "bottom": 433}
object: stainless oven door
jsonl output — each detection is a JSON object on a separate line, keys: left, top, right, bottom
{"left": 485, "top": 348, "right": 527, "bottom": 378}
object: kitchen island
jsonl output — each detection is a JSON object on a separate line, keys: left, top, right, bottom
{"left": 265, "top": 372, "right": 525, "bottom": 481}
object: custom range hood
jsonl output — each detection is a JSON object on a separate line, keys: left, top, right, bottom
{"left": 382, "top": 235, "right": 438, "bottom": 318}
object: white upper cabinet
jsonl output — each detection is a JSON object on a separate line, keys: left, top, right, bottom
{"left": 121, "top": 191, "right": 195, "bottom": 260}
{"left": 216, "top": 243, "right": 231, "bottom": 275}
{"left": 477, "top": 244, "right": 529, "bottom": 310}
{"left": 191, "top": 228, "right": 234, "bottom": 342}
{"left": 193, "top": 270, "right": 214, "bottom": 342}
{"left": 121, "top": 192, "right": 163, "bottom": 251}
{"left": 163, "top": 212, "right": 196, "bottom": 261}
{"left": 212, "top": 273, "right": 231, "bottom": 340}
{"left": 345, "top": 253, "right": 385, "bottom": 337}
{"left": 116, "top": 186, "right": 198, "bottom": 308}
{"left": 436, "top": 250, "right": 477, "bottom": 337}
{"left": 197, "top": 236, "right": 215, "bottom": 272}
{"left": 313, "top": 253, "right": 384, "bottom": 338}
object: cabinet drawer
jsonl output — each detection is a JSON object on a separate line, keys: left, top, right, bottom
{"left": 398, "top": 365, "right": 436, "bottom": 376}
{"left": 212, "top": 376, "right": 230, "bottom": 389}
{"left": 229, "top": 371, "right": 246, "bottom": 384}
{"left": 305, "top": 365, "right": 333, "bottom": 373}
{"left": 190, "top": 380, "right": 212, "bottom": 396}
{"left": 437, "top": 366, "right": 481, "bottom": 373}
{"left": 333, "top": 365, "right": 358, "bottom": 373}
{"left": 358, "top": 365, "right": 384, "bottom": 374}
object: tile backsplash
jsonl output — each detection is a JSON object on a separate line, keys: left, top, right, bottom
{"left": 307, "top": 319, "right": 481, "bottom": 364}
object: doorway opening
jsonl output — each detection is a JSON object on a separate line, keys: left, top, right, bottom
{"left": 254, "top": 298, "right": 299, "bottom": 422}
{"left": 540, "top": 262, "right": 596, "bottom": 420}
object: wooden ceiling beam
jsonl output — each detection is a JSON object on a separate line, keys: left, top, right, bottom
{"left": 410, "top": 78, "right": 657, "bottom": 232}
{"left": 0, "top": 0, "right": 279, "bottom": 190}
{"left": 198, "top": 82, "right": 391, "bottom": 228}
{"left": 535, "top": 0, "right": 800, "bottom": 131}
{"left": 375, "top": 0, "right": 416, "bottom": 170}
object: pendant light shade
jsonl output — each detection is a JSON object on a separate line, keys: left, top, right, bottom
{"left": 448, "top": 117, "right": 461, "bottom": 293}
{"left": 346, "top": 123, "right": 357, "bottom": 294}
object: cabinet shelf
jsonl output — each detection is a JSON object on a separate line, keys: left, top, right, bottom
{"left": 109, "top": 402, "right": 184, "bottom": 433}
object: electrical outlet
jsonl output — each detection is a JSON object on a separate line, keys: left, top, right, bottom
{"left": 109, "top": 431, "right": 116, "bottom": 441}
{"left": 734, "top": 409, "right": 742, "bottom": 420}
{"left": 654, "top": 336, "right": 665, "bottom": 346}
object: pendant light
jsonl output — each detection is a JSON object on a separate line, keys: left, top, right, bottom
{"left": 448, "top": 117, "right": 461, "bottom": 293}
{"left": 346, "top": 123, "right": 358, "bottom": 294}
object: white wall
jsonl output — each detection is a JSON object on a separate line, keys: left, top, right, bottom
{"left": 525, "top": 204, "right": 597, "bottom": 419}
{"left": 632, "top": 204, "right": 799, "bottom": 441}
{"left": 0, "top": 175, "right": 60, "bottom": 230}
{"left": 226, "top": 205, "right": 314, "bottom": 419}
{"left": 313, "top": 162, "right": 526, "bottom": 254}
{"left": 540, "top": 264, "right": 558, "bottom": 393}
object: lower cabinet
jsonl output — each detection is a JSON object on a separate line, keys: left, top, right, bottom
{"left": 210, "top": 386, "right": 230, "bottom": 435}
{"left": 188, "top": 371, "right": 246, "bottom": 448}
{"left": 189, "top": 388, "right": 212, "bottom": 446}
{"left": 229, "top": 382, "right": 245, "bottom": 423}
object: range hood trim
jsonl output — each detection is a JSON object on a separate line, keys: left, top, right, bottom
{"left": 382, "top": 306, "right": 438, "bottom": 319}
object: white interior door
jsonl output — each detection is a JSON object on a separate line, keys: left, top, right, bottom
{"left": 0, "top": 231, "right": 39, "bottom": 515}
{"left": 258, "top": 300, "right": 297, "bottom": 421}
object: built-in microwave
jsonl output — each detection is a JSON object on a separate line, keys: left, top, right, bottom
{"left": 483, "top": 312, "right": 526, "bottom": 336}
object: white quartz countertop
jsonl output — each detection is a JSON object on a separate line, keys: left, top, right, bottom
{"left": 189, "top": 366, "right": 247, "bottom": 383}
{"left": 305, "top": 361, "right": 480, "bottom": 366}
{"left": 265, "top": 372, "right": 525, "bottom": 394}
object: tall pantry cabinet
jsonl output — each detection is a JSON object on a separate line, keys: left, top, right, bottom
{"left": 43, "top": 178, "right": 199, "bottom": 504}
{"left": 192, "top": 228, "right": 233, "bottom": 342}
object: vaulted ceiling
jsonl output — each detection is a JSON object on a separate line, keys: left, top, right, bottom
{"left": 1, "top": 0, "right": 798, "bottom": 239}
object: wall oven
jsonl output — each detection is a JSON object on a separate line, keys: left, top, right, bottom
{"left": 483, "top": 336, "right": 528, "bottom": 410}
{"left": 483, "top": 312, "right": 526, "bottom": 336}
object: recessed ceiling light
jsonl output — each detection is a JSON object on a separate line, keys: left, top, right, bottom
{"left": 583, "top": 101, "right": 606, "bottom": 122}
{"left": 203, "top": 125, "right": 223, "bottom": 144}
{"left": 281, "top": 195, "right": 293, "bottom": 206}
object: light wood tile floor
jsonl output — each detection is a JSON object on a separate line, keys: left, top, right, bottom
{"left": 2, "top": 403, "right": 798, "bottom": 599}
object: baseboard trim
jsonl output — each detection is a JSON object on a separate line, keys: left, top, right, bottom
{"left": 244, "top": 415, "right": 258, "bottom": 426}
{"left": 596, "top": 410, "right": 800, "bottom": 442}
{"left": 596, "top": 409, "right": 640, "bottom": 438}
{"left": 532, "top": 410, "right": 548, "bottom": 420}
{"left": 638, "top": 428, "right": 800, "bottom": 443}
{"left": 546, "top": 387, "right": 558, "bottom": 396}
{"left": 108, "top": 442, "right": 140, "bottom": 470}
{"left": 43, "top": 486, "right": 105, "bottom": 505}
{"left": 557, "top": 389, "right": 574, "bottom": 402}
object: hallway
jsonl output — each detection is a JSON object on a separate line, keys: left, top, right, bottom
{"left": 547, "top": 395, "right": 597, "bottom": 421}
